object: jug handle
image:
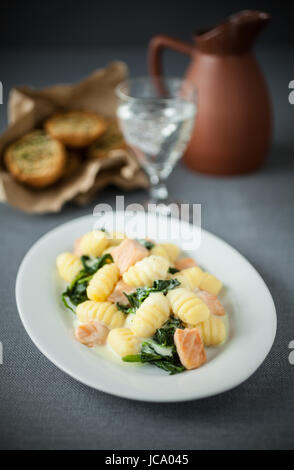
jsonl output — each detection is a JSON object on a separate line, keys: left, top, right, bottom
{"left": 148, "top": 35, "right": 194, "bottom": 76}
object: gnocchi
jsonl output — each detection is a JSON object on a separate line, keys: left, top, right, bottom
{"left": 130, "top": 292, "right": 170, "bottom": 338}
{"left": 56, "top": 252, "right": 83, "bottom": 283}
{"left": 76, "top": 300, "right": 125, "bottom": 329}
{"left": 57, "top": 229, "right": 227, "bottom": 375}
{"left": 79, "top": 230, "right": 109, "bottom": 257}
{"left": 107, "top": 328, "right": 141, "bottom": 357}
{"left": 150, "top": 243, "right": 180, "bottom": 263}
{"left": 198, "top": 315, "right": 226, "bottom": 346}
{"left": 123, "top": 255, "right": 169, "bottom": 287}
{"left": 171, "top": 266, "right": 222, "bottom": 295}
{"left": 167, "top": 288, "right": 210, "bottom": 325}
{"left": 87, "top": 263, "right": 119, "bottom": 301}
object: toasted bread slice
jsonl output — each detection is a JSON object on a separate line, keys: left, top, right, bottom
{"left": 45, "top": 110, "right": 107, "bottom": 148}
{"left": 4, "top": 130, "right": 66, "bottom": 188}
{"left": 88, "top": 119, "right": 126, "bottom": 159}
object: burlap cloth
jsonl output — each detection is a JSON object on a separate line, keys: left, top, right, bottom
{"left": 0, "top": 62, "right": 148, "bottom": 213}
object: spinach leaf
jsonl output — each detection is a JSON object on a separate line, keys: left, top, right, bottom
{"left": 123, "top": 340, "right": 185, "bottom": 375}
{"left": 123, "top": 286, "right": 152, "bottom": 309}
{"left": 123, "top": 341, "right": 170, "bottom": 365}
{"left": 61, "top": 292, "right": 76, "bottom": 314}
{"left": 61, "top": 253, "right": 113, "bottom": 311}
{"left": 154, "top": 317, "right": 184, "bottom": 347}
{"left": 123, "top": 353, "right": 184, "bottom": 375}
{"left": 122, "top": 317, "right": 185, "bottom": 375}
{"left": 152, "top": 279, "right": 180, "bottom": 292}
{"left": 123, "top": 291, "right": 142, "bottom": 310}
{"left": 116, "top": 303, "right": 135, "bottom": 315}
{"left": 149, "top": 360, "right": 185, "bottom": 375}
{"left": 122, "top": 354, "right": 142, "bottom": 363}
{"left": 168, "top": 266, "right": 180, "bottom": 274}
{"left": 141, "top": 340, "right": 174, "bottom": 359}
{"left": 81, "top": 253, "right": 113, "bottom": 274}
{"left": 123, "top": 278, "right": 180, "bottom": 312}
{"left": 62, "top": 271, "right": 90, "bottom": 308}
{"left": 136, "top": 239, "right": 155, "bottom": 250}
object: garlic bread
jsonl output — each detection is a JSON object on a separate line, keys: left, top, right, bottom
{"left": 4, "top": 130, "right": 66, "bottom": 188}
{"left": 88, "top": 119, "right": 126, "bottom": 159}
{"left": 45, "top": 110, "right": 107, "bottom": 148}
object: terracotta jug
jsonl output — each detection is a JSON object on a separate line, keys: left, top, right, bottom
{"left": 148, "top": 10, "right": 272, "bottom": 175}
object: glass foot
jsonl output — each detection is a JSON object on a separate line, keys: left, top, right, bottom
{"left": 150, "top": 182, "right": 168, "bottom": 202}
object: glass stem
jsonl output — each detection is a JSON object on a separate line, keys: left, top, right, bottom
{"left": 149, "top": 173, "right": 168, "bottom": 204}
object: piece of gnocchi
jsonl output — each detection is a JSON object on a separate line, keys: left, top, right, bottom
{"left": 56, "top": 252, "right": 83, "bottom": 283}
{"left": 76, "top": 300, "right": 125, "bottom": 329}
{"left": 107, "top": 328, "right": 141, "bottom": 357}
{"left": 198, "top": 315, "right": 226, "bottom": 346}
{"left": 123, "top": 255, "right": 170, "bottom": 287}
{"left": 79, "top": 230, "right": 109, "bottom": 257}
{"left": 199, "top": 272, "right": 222, "bottom": 296}
{"left": 130, "top": 292, "right": 170, "bottom": 338}
{"left": 167, "top": 288, "right": 210, "bottom": 325}
{"left": 87, "top": 263, "right": 119, "bottom": 301}
{"left": 150, "top": 243, "right": 180, "bottom": 263}
{"left": 172, "top": 267, "right": 204, "bottom": 290}
{"left": 172, "top": 267, "right": 222, "bottom": 296}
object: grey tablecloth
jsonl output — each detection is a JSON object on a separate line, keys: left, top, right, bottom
{"left": 0, "top": 45, "right": 293, "bottom": 450}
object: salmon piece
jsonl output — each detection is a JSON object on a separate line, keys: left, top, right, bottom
{"left": 174, "top": 327, "right": 207, "bottom": 370}
{"left": 196, "top": 290, "right": 225, "bottom": 316}
{"left": 108, "top": 280, "right": 136, "bottom": 305}
{"left": 174, "top": 258, "right": 197, "bottom": 270}
{"left": 74, "top": 237, "right": 83, "bottom": 257}
{"left": 75, "top": 321, "right": 109, "bottom": 347}
{"left": 111, "top": 238, "right": 148, "bottom": 274}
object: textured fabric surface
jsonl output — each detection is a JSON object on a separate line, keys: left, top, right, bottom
{"left": 0, "top": 46, "right": 293, "bottom": 450}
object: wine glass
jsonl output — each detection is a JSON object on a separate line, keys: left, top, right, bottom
{"left": 116, "top": 77, "right": 197, "bottom": 210}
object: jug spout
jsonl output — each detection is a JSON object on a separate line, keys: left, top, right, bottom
{"left": 196, "top": 10, "right": 271, "bottom": 54}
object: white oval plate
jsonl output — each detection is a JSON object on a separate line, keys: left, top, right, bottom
{"left": 16, "top": 213, "right": 276, "bottom": 402}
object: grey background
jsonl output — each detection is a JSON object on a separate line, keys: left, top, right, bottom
{"left": 1, "top": 0, "right": 294, "bottom": 45}
{"left": 0, "top": 0, "right": 294, "bottom": 450}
